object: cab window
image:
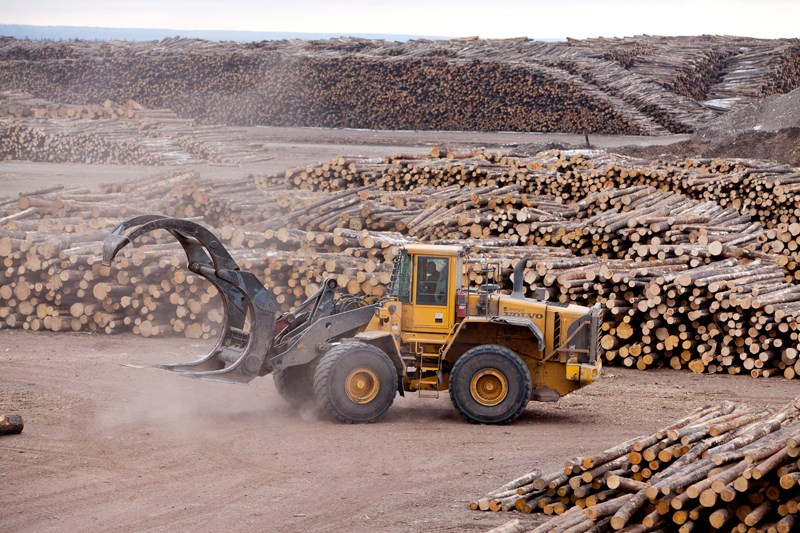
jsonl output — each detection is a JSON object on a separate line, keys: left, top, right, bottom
{"left": 392, "top": 251, "right": 412, "bottom": 303}
{"left": 416, "top": 256, "right": 448, "bottom": 306}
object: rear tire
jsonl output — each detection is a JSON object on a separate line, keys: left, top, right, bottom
{"left": 314, "top": 342, "right": 397, "bottom": 423}
{"left": 273, "top": 363, "right": 316, "bottom": 408}
{"left": 449, "top": 344, "right": 532, "bottom": 424}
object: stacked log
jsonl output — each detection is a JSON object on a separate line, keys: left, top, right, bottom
{"left": 0, "top": 414, "right": 24, "bottom": 436}
{"left": 585, "top": 36, "right": 734, "bottom": 101}
{"left": 3, "top": 151, "right": 800, "bottom": 378}
{"left": 568, "top": 35, "right": 800, "bottom": 109}
{"left": 0, "top": 166, "right": 570, "bottom": 339}
{"left": 532, "top": 152, "right": 800, "bottom": 279}
{"left": 277, "top": 150, "right": 800, "bottom": 272}
{"left": 475, "top": 399, "right": 800, "bottom": 532}
{"left": 2, "top": 36, "right": 798, "bottom": 134}
{"left": 0, "top": 173, "right": 403, "bottom": 339}
{"left": 0, "top": 119, "right": 176, "bottom": 165}
{"left": 0, "top": 221, "right": 398, "bottom": 338}
{"left": 0, "top": 91, "right": 283, "bottom": 166}
{"left": 0, "top": 89, "right": 173, "bottom": 122}
{"left": 0, "top": 40, "right": 642, "bottom": 134}
{"left": 705, "top": 43, "right": 800, "bottom": 107}
{"left": 528, "top": 256, "right": 800, "bottom": 378}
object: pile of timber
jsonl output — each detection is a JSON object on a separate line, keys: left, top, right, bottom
{"left": 0, "top": 89, "right": 176, "bottom": 122}
{"left": 567, "top": 35, "right": 800, "bottom": 111}
{"left": 0, "top": 115, "right": 279, "bottom": 166}
{"left": 541, "top": 152, "right": 800, "bottom": 280}
{"left": 475, "top": 399, "right": 800, "bottom": 533}
{"left": 280, "top": 150, "right": 800, "bottom": 279}
{"left": 0, "top": 90, "right": 199, "bottom": 165}
{"left": 527, "top": 255, "right": 800, "bottom": 378}
{"left": 0, "top": 119, "right": 180, "bottom": 165}
{"left": 268, "top": 152, "right": 800, "bottom": 378}
{"left": 2, "top": 152, "right": 800, "bottom": 378}
{"left": 0, "top": 91, "right": 280, "bottom": 166}
{"left": 498, "top": 41, "right": 716, "bottom": 132}
{"left": 704, "top": 43, "right": 800, "bottom": 109}
{"left": 568, "top": 35, "right": 739, "bottom": 102}
{"left": 0, "top": 174, "right": 405, "bottom": 338}
{"left": 2, "top": 36, "right": 798, "bottom": 134}
{"left": 276, "top": 149, "right": 800, "bottom": 264}
{"left": 536, "top": 185, "right": 767, "bottom": 260}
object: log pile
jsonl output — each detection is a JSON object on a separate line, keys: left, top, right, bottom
{"left": 529, "top": 255, "right": 800, "bottom": 378}
{"left": 569, "top": 36, "right": 738, "bottom": 102}
{"left": 270, "top": 151, "right": 800, "bottom": 378}
{"left": 279, "top": 150, "right": 800, "bottom": 267}
{"left": 705, "top": 43, "right": 800, "bottom": 109}
{"left": 0, "top": 91, "right": 279, "bottom": 166}
{"left": 474, "top": 399, "right": 800, "bottom": 532}
{"left": 567, "top": 36, "right": 800, "bottom": 110}
{"left": 1, "top": 35, "right": 798, "bottom": 134}
{"left": 0, "top": 89, "right": 177, "bottom": 122}
{"left": 0, "top": 119, "right": 176, "bottom": 165}
{"left": 2, "top": 150, "right": 800, "bottom": 378}
{"left": 0, "top": 173, "right": 404, "bottom": 338}
{"left": 532, "top": 152, "right": 800, "bottom": 280}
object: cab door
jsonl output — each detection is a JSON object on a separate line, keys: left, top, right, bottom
{"left": 407, "top": 255, "right": 454, "bottom": 333}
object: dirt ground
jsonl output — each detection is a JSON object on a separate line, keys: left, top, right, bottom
{"left": 619, "top": 127, "right": 800, "bottom": 167}
{"left": 2, "top": 330, "right": 798, "bottom": 533}
{"left": 0, "top": 127, "right": 798, "bottom": 532}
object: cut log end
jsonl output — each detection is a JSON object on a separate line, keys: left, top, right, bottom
{"left": 0, "top": 414, "right": 24, "bottom": 435}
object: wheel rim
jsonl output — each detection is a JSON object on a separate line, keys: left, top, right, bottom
{"left": 470, "top": 368, "right": 508, "bottom": 406}
{"left": 344, "top": 367, "right": 380, "bottom": 404}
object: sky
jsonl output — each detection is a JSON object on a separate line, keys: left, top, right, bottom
{"left": 2, "top": 0, "right": 798, "bottom": 40}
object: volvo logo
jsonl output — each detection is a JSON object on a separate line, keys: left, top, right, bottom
{"left": 502, "top": 307, "right": 543, "bottom": 320}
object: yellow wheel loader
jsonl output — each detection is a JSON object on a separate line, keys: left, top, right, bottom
{"left": 103, "top": 216, "right": 602, "bottom": 424}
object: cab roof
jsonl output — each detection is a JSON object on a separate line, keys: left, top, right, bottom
{"left": 402, "top": 243, "right": 462, "bottom": 256}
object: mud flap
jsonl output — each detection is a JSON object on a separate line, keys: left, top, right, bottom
{"left": 102, "top": 216, "right": 278, "bottom": 383}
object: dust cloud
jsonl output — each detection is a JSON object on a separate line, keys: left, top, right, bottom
{"left": 92, "top": 339, "right": 290, "bottom": 436}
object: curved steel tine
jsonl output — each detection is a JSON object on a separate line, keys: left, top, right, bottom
{"left": 110, "top": 214, "right": 171, "bottom": 235}
{"left": 103, "top": 216, "right": 278, "bottom": 383}
{"left": 103, "top": 215, "right": 171, "bottom": 265}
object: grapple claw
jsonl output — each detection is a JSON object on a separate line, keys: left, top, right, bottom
{"left": 102, "top": 216, "right": 278, "bottom": 383}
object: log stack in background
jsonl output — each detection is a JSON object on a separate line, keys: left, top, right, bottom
{"left": 1, "top": 35, "right": 798, "bottom": 135}
{"left": 0, "top": 90, "right": 278, "bottom": 166}
{"left": 474, "top": 398, "right": 800, "bottom": 533}
{"left": 2, "top": 149, "right": 800, "bottom": 379}
{"left": 279, "top": 149, "right": 800, "bottom": 277}
{"left": 567, "top": 35, "right": 800, "bottom": 110}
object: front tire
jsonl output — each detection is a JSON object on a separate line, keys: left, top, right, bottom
{"left": 449, "top": 344, "right": 532, "bottom": 424}
{"left": 314, "top": 342, "right": 397, "bottom": 423}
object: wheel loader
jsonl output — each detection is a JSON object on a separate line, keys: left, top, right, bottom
{"left": 103, "top": 216, "right": 602, "bottom": 424}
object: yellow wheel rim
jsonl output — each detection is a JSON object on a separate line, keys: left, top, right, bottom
{"left": 345, "top": 367, "right": 380, "bottom": 404}
{"left": 470, "top": 369, "right": 508, "bottom": 406}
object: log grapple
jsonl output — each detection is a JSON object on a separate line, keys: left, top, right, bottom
{"left": 103, "top": 216, "right": 374, "bottom": 383}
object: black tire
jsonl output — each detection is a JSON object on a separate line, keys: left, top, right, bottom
{"left": 313, "top": 341, "right": 397, "bottom": 423}
{"left": 449, "top": 344, "right": 532, "bottom": 424}
{"left": 273, "top": 363, "right": 316, "bottom": 408}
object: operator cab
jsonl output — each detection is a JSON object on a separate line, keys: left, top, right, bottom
{"left": 390, "top": 244, "right": 462, "bottom": 333}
